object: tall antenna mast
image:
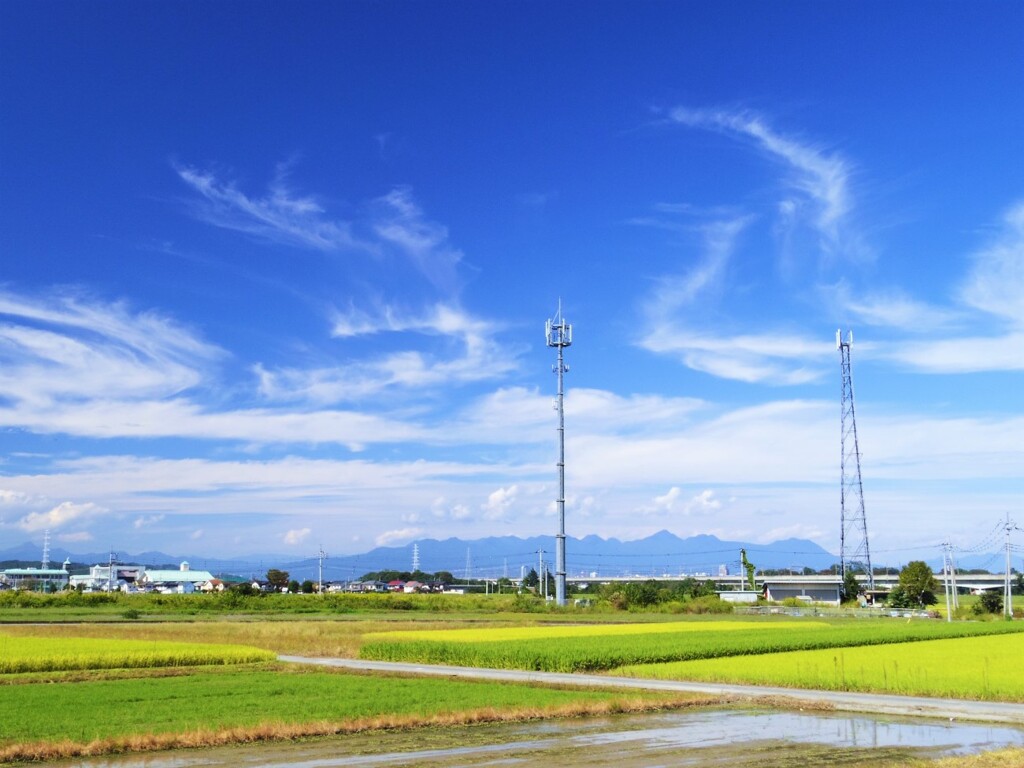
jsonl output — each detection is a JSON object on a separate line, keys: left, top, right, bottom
{"left": 42, "top": 529, "right": 51, "bottom": 570}
{"left": 412, "top": 543, "right": 420, "bottom": 573}
{"left": 546, "top": 301, "right": 572, "bottom": 606}
{"left": 838, "top": 330, "right": 874, "bottom": 589}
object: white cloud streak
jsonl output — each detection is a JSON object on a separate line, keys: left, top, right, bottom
{"left": 256, "top": 304, "right": 520, "bottom": 405}
{"left": 0, "top": 289, "right": 221, "bottom": 407}
{"left": 176, "top": 163, "right": 368, "bottom": 253}
{"left": 668, "top": 106, "right": 854, "bottom": 257}
{"left": 17, "top": 501, "right": 104, "bottom": 532}
{"left": 176, "top": 166, "right": 465, "bottom": 291}
{"left": 959, "top": 201, "right": 1024, "bottom": 325}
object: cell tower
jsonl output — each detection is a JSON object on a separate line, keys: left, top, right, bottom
{"left": 412, "top": 543, "right": 420, "bottom": 573}
{"left": 546, "top": 302, "right": 572, "bottom": 606}
{"left": 41, "top": 529, "right": 51, "bottom": 570}
{"left": 837, "top": 330, "right": 874, "bottom": 589}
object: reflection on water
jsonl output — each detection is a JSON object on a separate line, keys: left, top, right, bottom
{"left": 52, "top": 710, "right": 1024, "bottom": 768}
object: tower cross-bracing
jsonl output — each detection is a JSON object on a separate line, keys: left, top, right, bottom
{"left": 838, "top": 330, "right": 874, "bottom": 590}
{"left": 546, "top": 302, "right": 572, "bottom": 606}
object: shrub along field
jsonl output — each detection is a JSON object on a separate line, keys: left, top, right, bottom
{"left": 358, "top": 618, "right": 1024, "bottom": 673}
{"left": 613, "top": 633, "right": 1024, "bottom": 702}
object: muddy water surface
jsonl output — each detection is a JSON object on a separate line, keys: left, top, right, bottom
{"left": 53, "top": 709, "right": 1024, "bottom": 768}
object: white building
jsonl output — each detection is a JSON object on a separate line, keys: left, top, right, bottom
{"left": 138, "top": 561, "right": 215, "bottom": 593}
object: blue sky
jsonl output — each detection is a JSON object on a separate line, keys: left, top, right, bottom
{"left": 1, "top": 1, "right": 1021, "bottom": 567}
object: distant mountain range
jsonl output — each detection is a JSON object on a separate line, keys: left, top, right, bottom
{"left": 4, "top": 531, "right": 994, "bottom": 583}
{"left": 3, "top": 530, "right": 842, "bottom": 582}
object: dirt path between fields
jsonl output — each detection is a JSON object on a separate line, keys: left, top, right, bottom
{"left": 278, "top": 655, "right": 1024, "bottom": 724}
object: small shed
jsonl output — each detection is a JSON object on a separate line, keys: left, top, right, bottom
{"left": 762, "top": 579, "right": 841, "bottom": 606}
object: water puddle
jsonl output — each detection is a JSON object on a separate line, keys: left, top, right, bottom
{"left": 50, "top": 709, "right": 1024, "bottom": 768}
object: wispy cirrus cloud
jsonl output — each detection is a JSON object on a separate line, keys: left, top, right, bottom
{"left": 831, "top": 285, "right": 962, "bottom": 331}
{"left": 668, "top": 106, "right": 857, "bottom": 259}
{"left": 0, "top": 287, "right": 428, "bottom": 448}
{"left": 641, "top": 329, "right": 829, "bottom": 384}
{"left": 255, "top": 303, "right": 521, "bottom": 405}
{"left": 646, "top": 215, "right": 754, "bottom": 313}
{"left": 865, "top": 200, "right": 1024, "bottom": 374}
{"left": 0, "top": 288, "right": 221, "bottom": 407}
{"left": 634, "top": 209, "right": 826, "bottom": 385}
{"left": 176, "top": 165, "right": 464, "bottom": 292}
{"left": 176, "top": 161, "right": 368, "bottom": 253}
{"left": 371, "top": 187, "right": 465, "bottom": 293}
{"left": 959, "top": 201, "right": 1024, "bottom": 325}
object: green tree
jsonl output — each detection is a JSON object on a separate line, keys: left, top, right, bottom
{"left": 287, "top": 579, "right": 300, "bottom": 593}
{"left": 301, "top": 580, "right": 314, "bottom": 594}
{"left": 522, "top": 568, "right": 539, "bottom": 588}
{"left": 897, "top": 561, "right": 939, "bottom": 607}
{"left": 623, "top": 580, "right": 661, "bottom": 608}
{"left": 842, "top": 570, "right": 861, "bottom": 603}
{"left": 974, "top": 591, "right": 1004, "bottom": 615}
{"left": 265, "top": 569, "right": 289, "bottom": 592}
{"left": 886, "top": 585, "right": 912, "bottom": 609}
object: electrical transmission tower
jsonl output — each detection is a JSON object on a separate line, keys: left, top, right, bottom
{"left": 412, "top": 543, "right": 420, "bottom": 573}
{"left": 837, "top": 330, "right": 874, "bottom": 589}
{"left": 546, "top": 302, "right": 572, "bottom": 606}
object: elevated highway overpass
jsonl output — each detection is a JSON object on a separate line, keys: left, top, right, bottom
{"left": 566, "top": 573, "right": 1009, "bottom": 592}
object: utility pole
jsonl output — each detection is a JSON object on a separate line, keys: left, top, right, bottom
{"left": 838, "top": 330, "right": 874, "bottom": 589}
{"left": 538, "top": 548, "right": 547, "bottom": 600}
{"left": 546, "top": 302, "right": 572, "bottom": 606}
{"left": 317, "top": 547, "right": 327, "bottom": 595}
{"left": 1004, "top": 515, "right": 1018, "bottom": 619}
{"left": 941, "top": 540, "right": 958, "bottom": 622}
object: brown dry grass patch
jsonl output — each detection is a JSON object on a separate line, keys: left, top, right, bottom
{"left": 0, "top": 617, "right": 516, "bottom": 658}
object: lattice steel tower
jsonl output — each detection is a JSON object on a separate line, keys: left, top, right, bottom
{"left": 838, "top": 330, "right": 874, "bottom": 589}
{"left": 546, "top": 302, "right": 572, "bottom": 606}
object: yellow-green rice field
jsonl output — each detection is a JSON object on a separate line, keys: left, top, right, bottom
{"left": 0, "top": 632, "right": 274, "bottom": 673}
{"left": 613, "top": 633, "right": 1024, "bottom": 701}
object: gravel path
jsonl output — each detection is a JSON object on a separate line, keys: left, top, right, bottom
{"left": 278, "top": 655, "right": 1024, "bottom": 725}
